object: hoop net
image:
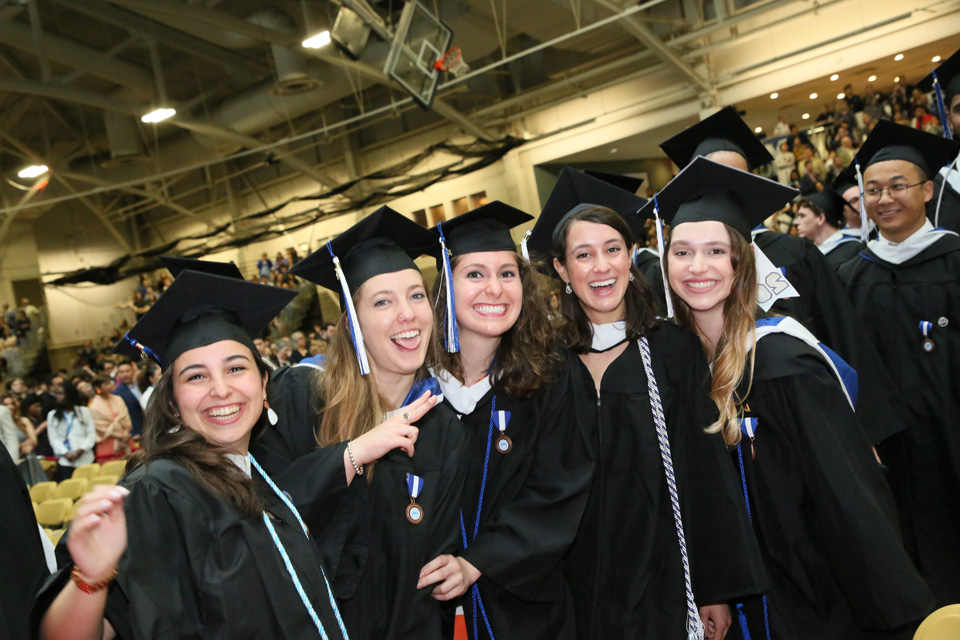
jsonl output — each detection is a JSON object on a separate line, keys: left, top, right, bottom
{"left": 434, "top": 47, "right": 469, "bottom": 77}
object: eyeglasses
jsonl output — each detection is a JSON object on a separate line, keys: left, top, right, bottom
{"left": 863, "top": 181, "right": 925, "bottom": 201}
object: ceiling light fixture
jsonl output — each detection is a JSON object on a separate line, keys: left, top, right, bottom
{"left": 837, "top": 92, "right": 846, "bottom": 100}
{"left": 770, "top": 92, "right": 779, "bottom": 99}
{"left": 302, "top": 31, "right": 332, "bottom": 48}
{"left": 830, "top": 74, "right": 839, "bottom": 81}
{"left": 609, "top": 148, "right": 618, "bottom": 154}
{"left": 868, "top": 75, "right": 877, "bottom": 82}
{"left": 809, "top": 92, "right": 818, "bottom": 99}
{"left": 18, "top": 165, "right": 48, "bottom": 179}
{"left": 141, "top": 108, "right": 176, "bottom": 124}
{"left": 801, "top": 113, "right": 810, "bottom": 120}
{"left": 932, "top": 56, "right": 941, "bottom": 63}
{"left": 894, "top": 76, "right": 901, "bottom": 83}
{"left": 754, "top": 126, "right": 762, "bottom": 134}
{"left": 894, "top": 53, "right": 904, "bottom": 61}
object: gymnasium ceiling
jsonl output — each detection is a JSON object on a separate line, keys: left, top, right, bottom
{"left": 0, "top": 0, "right": 956, "bottom": 252}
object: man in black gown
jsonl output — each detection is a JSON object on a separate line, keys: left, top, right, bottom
{"left": 837, "top": 120, "right": 960, "bottom": 608}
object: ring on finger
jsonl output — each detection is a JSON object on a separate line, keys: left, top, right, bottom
{"left": 402, "top": 411, "right": 410, "bottom": 422}
{"left": 407, "top": 426, "right": 414, "bottom": 437}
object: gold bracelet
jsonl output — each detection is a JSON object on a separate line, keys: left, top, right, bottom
{"left": 70, "top": 566, "right": 117, "bottom": 594}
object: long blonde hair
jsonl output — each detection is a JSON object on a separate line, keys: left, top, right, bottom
{"left": 666, "top": 223, "right": 758, "bottom": 446}
{"left": 316, "top": 274, "right": 439, "bottom": 449}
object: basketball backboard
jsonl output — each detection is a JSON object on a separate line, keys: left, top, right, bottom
{"left": 383, "top": 1, "right": 453, "bottom": 110}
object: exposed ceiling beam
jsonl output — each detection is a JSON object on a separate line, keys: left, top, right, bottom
{"left": 103, "top": 0, "right": 498, "bottom": 141}
{"left": 51, "top": 0, "right": 272, "bottom": 78}
{"left": 594, "top": 0, "right": 710, "bottom": 91}
{"left": 0, "top": 77, "right": 339, "bottom": 189}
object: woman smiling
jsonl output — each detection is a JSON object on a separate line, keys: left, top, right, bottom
{"left": 418, "top": 202, "right": 591, "bottom": 640}
{"left": 253, "top": 207, "right": 467, "bottom": 640}
{"left": 34, "top": 271, "right": 349, "bottom": 640}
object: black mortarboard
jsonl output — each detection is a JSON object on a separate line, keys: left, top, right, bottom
{"left": 428, "top": 201, "right": 533, "bottom": 352}
{"left": 584, "top": 169, "right": 645, "bottom": 195}
{"left": 918, "top": 47, "right": 960, "bottom": 104}
{"left": 290, "top": 206, "right": 435, "bottom": 374}
{"left": 857, "top": 119, "right": 960, "bottom": 177}
{"left": 803, "top": 189, "right": 847, "bottom": 228}
{"left": 291, "top": 206, "right": 435, "bottom": 294}
{"left": 115, "top": 270, "right": 296, "bottom": 369}
{"left": 832, "top": 164, "right": 859, "bottom": 195}
{"left": 430, "top": 201, "right": 532, "bottom": 259}
{"left": 160, "top": 256, "right": 244, "bottom": 280}
{"left": 526, "top": 167, "right": 648, "bottom": 262}
{"left": 659, "top": 105, "right": 774, "bottom": 171}
{"left": 638, "top": 156, "right": 797, "bottom": 239}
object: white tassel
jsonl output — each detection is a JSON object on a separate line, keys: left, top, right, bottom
{"left": 654, "top": 201, "right": 675, "bottom": 319}
{"left": 520, "top": 229, "right": 532, "bottom": 263}
{"left": 333, "top": 255, "right": 370, "bottom": 375}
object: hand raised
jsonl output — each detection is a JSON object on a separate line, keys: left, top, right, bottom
{"left": 350, "top": 390, "right": 437, "bottom": 465}
{"left": 67, "top": 485, "right": 130, "bottom": 584}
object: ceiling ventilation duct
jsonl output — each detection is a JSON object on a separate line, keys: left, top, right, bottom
{"left": 101, "top": 111, "right": 149, "bottom": 168}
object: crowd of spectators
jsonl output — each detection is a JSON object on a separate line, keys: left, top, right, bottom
{"left": 0, "top": 298, "right": 40, "bottom": 380}
{"left": 255, "top": 247, "right": 302, "bottom": 288}
{"left": 759, "top": 77, "right": 946, "bottom": 231}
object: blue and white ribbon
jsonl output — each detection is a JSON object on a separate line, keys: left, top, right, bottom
{"left": 437, "top": 222, "right": 460, "bottom": 353}
{"left": 249, "top": 453, "right": 350, "bottom": 640}
{"left": 920, "top": 320, "right": 933, "bottom": 337}
{"left": 495, "top": 410, "right": 511, "bottom": 435}
{"left": 326, "top": 242, "right": 370, "bottom": 375}
{"left": 123, "top": 332, "right": 162, "bottom": 366}
{"left": 637, "top": 337, "right": 704, "bottom": 640}
{"left": 406, "top": 473, "right": 423, "bottom": 501}
{"left": 740, "top": 416, "right": 758, "bottom": 439}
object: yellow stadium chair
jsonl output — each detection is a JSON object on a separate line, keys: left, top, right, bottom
{"left": 51, "top": 529, "right": 67, "bottom": 546}
{"left": 29, "top": 481, "right": 57, "bottom": 503}
{"left": 54, "top": 478, "right": 88, "bottom": 501}
{"left": 72, "top": 463, "right": 100, "bottom": 481}
{"left": 99, "top": 460, "right": 127, "bottom": 478}
{"left": 915, "top": 605, "right": 960, "bottom": 640}
{"left": 90, "top": 475, "right": 119, "bottom": 488}
{"left": 66, "top": 500, "right": 82, "bottom": 523}
{"left": 35, "top": 498, "right": 73, "bottom": 527}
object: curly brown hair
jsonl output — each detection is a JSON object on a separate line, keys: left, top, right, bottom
{"left": 126, "top": 346, "right": 271, "bottom": 516}
{"left": 551, "top": 205, "right": 659, "bottom": 353}
{"left": 430, "top": 253, "right": 560, "bottom": 399}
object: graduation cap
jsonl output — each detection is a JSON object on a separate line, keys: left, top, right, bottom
{"left": 918, "top": 46, "right": 960, "bottom": 140}
{"left": 583, "top": 169, "right": 645, "bottom": 195}
{"left": 659, "top": 106, "right": 774, "bottom": 171}
{"left": 638, "top": 156, "right": 798, "bottom": 316}
{"left": 115, "top": 270, "right": 297, "bottom": 369}
{"left": 429, "top": 201, "right": 533, "bottom": 352}
{"left": 160, "top": 256, "right": 244, "bottom": 280}
{"left": 525, "top": 167, "right": 648, "bottom": 267}
{"left": 290, "top": 206, "right": 436, "bottom": 374}
{"left": 832, "top": 164, "right": 859, "bottom": 196}
{"left": 803, "top": 189, "right": 847, "bottom": 228}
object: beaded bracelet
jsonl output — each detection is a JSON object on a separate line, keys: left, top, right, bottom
{"left": 70, "top": 566, "right": 117, "bottom": 594}
{"left": 346, "top": 440, "right": 364, "bottom": 476}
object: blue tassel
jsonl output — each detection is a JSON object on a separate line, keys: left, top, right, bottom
{"left": 123, "top": 332, "right": 162, "bottom": 365}
{"left": 437, "top": 222, "right": 460, "bottom": 353}
{"left": 736, "top": 603, "right": 753, "bottom": 640}
{"left": 933, "top": 71, "right": 954, "bottom": 141}
{"left": 326, "top": 242, "right": 370, "bottom": 375}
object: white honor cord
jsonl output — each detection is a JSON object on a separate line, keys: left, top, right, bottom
{"left": 637, "top": 337, "right": 705, "bottom": 640}
{"left": 249, "top": 454, "right": 351, "bottom": 640}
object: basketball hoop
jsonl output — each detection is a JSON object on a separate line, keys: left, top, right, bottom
{"left": 434, "top": 47, "right": 470, "bottom": 78}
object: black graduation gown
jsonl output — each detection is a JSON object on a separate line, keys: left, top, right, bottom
{"left": 732, "top": 333, "right": 934, "bottom": 640}
{"left": 32, "top": 458, "right": 349, "bottom": 640}
{"left": 822, "top": 239, "right": 864, "bottom": 270}
{"left": 563, "top": 323, "right": 768, "bottom": 639}
{"left": 253, "top": 364, "right": 469, "bottom": 640}
{"left": 926, "top": 171, "right": 960, "bottom": 234}
{"left": 450, "top": 364, "right": 592, "bottom": 640}
{"left": 838, "top": 236, "right": 960, "bottom": 607}
{"left": 751, "top": 230, "right": 910, "bottom": 446}
{"left": 0, "top": 446, "right": 47, "bottom": 640}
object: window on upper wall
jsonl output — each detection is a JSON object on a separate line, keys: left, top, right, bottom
{"left": 412, "top": 209, "right": 428, "bottom": 227}
{"left": 429, "top": 204, "right": 446, "bottom": 224}
{"left": 452, "top": 197, "right": 469, "bottom": 217}
{"left": 469, "top": 191, "right": 488, "bottom": 208}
